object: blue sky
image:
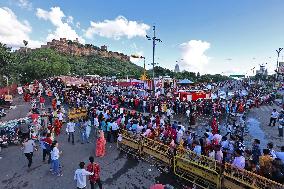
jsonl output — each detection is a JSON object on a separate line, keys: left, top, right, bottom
{"left": 1, "top": 0, "right": 284, "bottom": 75}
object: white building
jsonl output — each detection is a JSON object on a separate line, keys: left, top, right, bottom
{"left": 174, "top": 63, "right": 180, "bottom": 73}
{"left": 255, "top": 64, "right": 268, "bottom": 76}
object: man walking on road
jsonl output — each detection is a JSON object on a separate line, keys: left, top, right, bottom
{"left": 74, "top": 162, "right": 94, "bottom": 189}
{"left": 66, "top": 119, "right": 75, "bottom": 144}
{"left": 22, "top": 137, "right": 37, "bottom": 168}
{"left": 86, "top": 156, "right": 103, "bottom": 189}
{"left": 278, "top": 110, "right": 284, "bottom": 137}
{"left": 268, "top": 109, "right": 279, "bottom": 127}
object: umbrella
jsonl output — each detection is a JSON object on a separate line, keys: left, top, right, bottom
{"left": 177, "top": 79, "right": 194, "bottom": 84}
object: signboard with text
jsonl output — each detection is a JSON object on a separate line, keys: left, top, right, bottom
{"left": 278, "top": 62, "right": 284, "bottom": 74}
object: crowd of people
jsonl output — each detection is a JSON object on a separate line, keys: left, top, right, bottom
{"left": 2, "top": 76, "right": 283, "bottom": 188}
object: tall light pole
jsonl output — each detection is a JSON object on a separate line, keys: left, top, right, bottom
{"left": 276, "top": 48, "right": 283, "bottom": 68}
{"left": 146, "top": 25, "right": 162, "bottom": 93}
{"left": 276, "top": 48, "right": 283, "bottom": 80}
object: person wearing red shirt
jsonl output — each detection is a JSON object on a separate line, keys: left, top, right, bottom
{"left": 43, "top": 133, "right": 53, "bottom": 164}
{"left": 39, "top": 96, "right": 45, "bottom": 109}
{"left": 86, "top": 156, "right": 102, "bottom": 189}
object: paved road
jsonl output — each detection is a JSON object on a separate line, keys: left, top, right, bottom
{"left": 244, "top": 104, "right": 283, "bottom": 150}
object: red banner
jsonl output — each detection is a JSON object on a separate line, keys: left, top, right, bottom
{"left": 0, "top": 84, "right": 18, "bottom": 96}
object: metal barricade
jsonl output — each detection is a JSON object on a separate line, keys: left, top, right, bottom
{"left": 174, "top": 150, "right": 222, "bottom": 189}
{"left": 117, "top": 130, "right": 141, "bottom": 157}
{"left": 68, "top": 108, "right": 87, "bottom": 120}
{"left": 141, "top": 137, "right": 172, "bottom": 167}
{"left": 223, "top": 163, "right": 284, "bottom": 189}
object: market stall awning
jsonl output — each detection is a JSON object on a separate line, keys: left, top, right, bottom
{"left": 177, "top": 79, "right": 194, "bottom": 84}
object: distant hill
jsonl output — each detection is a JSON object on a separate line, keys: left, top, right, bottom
{"left": 13, "top": 47, "right": 144, "bottom": 83}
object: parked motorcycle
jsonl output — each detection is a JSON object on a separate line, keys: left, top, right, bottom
{"left": 0, "top": 135, "right": 9, "bottom": 148}
{"left": 0, "top": 108, "right": 6, "bottom": 118}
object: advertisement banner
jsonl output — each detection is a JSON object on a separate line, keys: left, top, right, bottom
{"left": 278, "top": 62, "right": 284, "bottom": 74}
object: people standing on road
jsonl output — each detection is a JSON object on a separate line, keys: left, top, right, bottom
{"left": 96, "top": 130, "right": 106, "bottom": 157}
{"left": 86, "top": 156, "right": 103, "bottom": 189}
{"left": 259, "top": 149, "right": 273, "bottom": 177}
{"left": 80, "top": 119, "right": 87, "bottom": 144}
{"left": 43, "top": 133, "right": 52, "bottom": 164}
{"left": 267, "top": 142, "right": 277, "bottom": 159}
{"left": 232, "top": 149, "right": 245, "bottom": 170}
{"left": 275, "top": 146, "right": 284, "bottom": 164}
{"left": 74, "top": 161, "right": 94, "bottom": 189}
{"left": 39, "top": 95, "right": 45, "bottom": 109}
{"left": 40, "top": 132, "right": 48, "bottom": 162}
{"left": 85, "top": 119, "right": 92, "bottom": 143}
{"left": 251, "top": 139, "right": 261, "bottom": 164}
{"left": 268, "top": 109, "right": 279, "bottom": 127}
{"left": 22, "top": 137, "right": 37, "bottom": 168}
{"left": 50, "top": 140, "right": 63, "bottom": 176}
{"left": 278, "top": 110, "right": 284, "bottom": 137}
{"left": 66, "top": 119, "right": 75, "bottom": 144}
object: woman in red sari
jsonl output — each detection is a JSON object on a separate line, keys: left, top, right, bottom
{"left": 96, "top": 131, "right": 106, "bottom": 157}
{"left": 51, "top": 98, "right": 57, "bottom": 110}
{"left": 54, "top": 118, "right": 62, "bottom": 136}
{"left": 211, "top": 117, "right": 218, "bottom": 135}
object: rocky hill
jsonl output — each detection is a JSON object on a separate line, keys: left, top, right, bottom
{"left": 16, "top": 38, "right": 130, "bottom": 62}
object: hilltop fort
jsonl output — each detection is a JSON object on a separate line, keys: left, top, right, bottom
{"left": 17, "top": 38, "right": 130, "bottom": 62}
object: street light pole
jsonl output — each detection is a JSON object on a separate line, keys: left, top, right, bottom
{"left": 276, "top": 48, "right": 283, "bottom": 68}
{"left": 276, "top": 48, "right": 283, "bottom": 80}
{"left": 146, "top": 25, "right": 162, "bottom": 94}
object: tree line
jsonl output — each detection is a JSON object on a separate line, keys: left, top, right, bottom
{"left": 0, "top": 42, "right": 230, "bottom": 87}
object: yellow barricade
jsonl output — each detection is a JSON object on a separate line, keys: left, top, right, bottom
{"left": 141, "top": 137, "right": 172, "bottom": 166}
{"left": 223, "top": 163, "right": 284, "bottom": 189}
{"left": 68, "top": 108, "right": 87, "bottom": 120}
{"left": 117, "top": 131, "right": 284, "bottom": 189}
{"left": 117, "top": 130, "right": 141, "bottom": 157}
{"left": 174, "top": 150, "right": 221, "bottom": 189}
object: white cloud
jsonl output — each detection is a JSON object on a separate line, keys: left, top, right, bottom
{"left": 76, "top": 21, "right": 80, "bottom": 29}
{"left": 85, "top": 16, "right": 150, "bottom": 40}
{"left": 0, "top": 7, "right": 42, "bottom": 48}
{"left": 179, "top": 40, "right": 211, "bottom": 73}
{"left": 66, "top": 16, "right": 73, "bottom": 24}
{"left": 36, "top": 7, "right": 85, "bottom": 43}
{"left": 15, "top": 0, "right": 32, "bottom": 10}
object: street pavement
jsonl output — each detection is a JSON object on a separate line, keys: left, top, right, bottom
{"left": 244, "top": 104, "right": 283, "bottom": 150}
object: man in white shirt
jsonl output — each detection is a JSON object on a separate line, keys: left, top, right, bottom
{"left": 56, "top": 100, "right": 61, "bottom": 109}
{"left": 57, "top": 111, "right": 64, "bottom": 122}
{"left": 205, "top": 129, "right": 213, "bottom": 141}
{"left": 22, "top": 137, "right": 36, "bottom": 168}
{"left": 142, "top": 100, "right": 147, "bottom": 113}
{"left": 212, "top": 130, "right": 222, "bottom": 144}
{"left": 166, "top": 108, "right": 172, "bottom": 122}
{"left": 269, "top": 109, "right": 279, "bottom": 127}
{"left": 74, "top": 162, "right": 93, "bottom": 189}
{"left": 66, "top": 119, "right": 75, "bottom": 144}
{"left": 186, "top": 108, "right": 191, "bottom": 124}
{"left": 275, "top": 146, "right": 284, "bottom": 164}
{"left": 111, "top": 121, "right": 119, "bottom": 142}
{"left": 232, "top": 149, "right": 245, "bottom": 169}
